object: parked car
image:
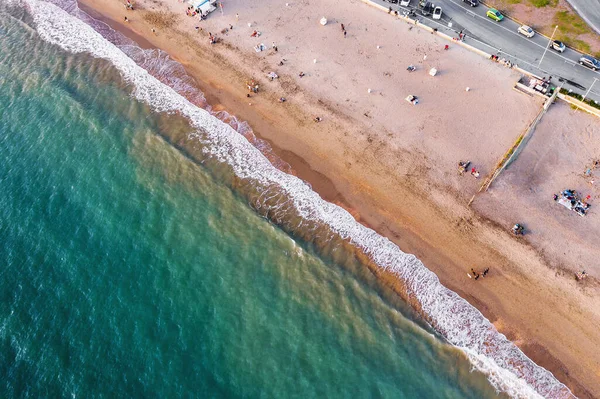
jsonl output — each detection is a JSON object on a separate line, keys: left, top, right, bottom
{"left": 486, "top": 8, "right": 504, "bottom": 21}
{"left": 421, "top": 1, "right": 434, "bottom": 16}
{"left": 400, "top": 0, "right": 410, "bottom": 6}
{"left": 432, "top": 6, "right": 442, "bottom": 19}
{"left": 551, "top": 40, "right": 565, "bottom": 53}
{"left": 419, "top": 0, "right": 427, "bottom": 7}
{"left": 462, "top": 0, "right": 478, "bottom": 6}
{"left": 517, "top": 25, "right": 535, "bottom": 38}
{"left": 579, "top": 55, "right": 600, "bottom": 71}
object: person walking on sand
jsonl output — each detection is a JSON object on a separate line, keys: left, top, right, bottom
{"left": 151, "top": 28, "right": 156, "bottom": 35}
{"left": 236, "top": 13, "right": 239, "bottom": 21}
{"left": 341, "top": 23, "right": 345, "bottom": 32}
{"left": 124, "top": 16, "right": 129, "bottom": 22}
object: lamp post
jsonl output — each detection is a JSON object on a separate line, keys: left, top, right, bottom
{"left": 538, "top": 25, "right": 558, "bottom": 68}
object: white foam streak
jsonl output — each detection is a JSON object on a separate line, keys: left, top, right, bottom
{"left": 22, "top": 1, "right": 575, "bottom": 397}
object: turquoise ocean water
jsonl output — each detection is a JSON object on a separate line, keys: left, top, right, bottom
{"left": 0, "top": 1, "right": 573, "bottom": 398}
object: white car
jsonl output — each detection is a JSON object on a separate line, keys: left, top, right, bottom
{"left": 517, "top": 25, "right": 535, "bottom": 38}
{"left": 400, "top": 0, "right": 410, "bottom": 6}
{"left": 552, "top": 40, "right": 566, "bottom": 53}
{"left": 432, "top": 6, "right": 442, "bottom": 20}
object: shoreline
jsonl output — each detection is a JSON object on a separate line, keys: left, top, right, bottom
{"left": 77, "top": 1, "right": 599, "bottom": 396}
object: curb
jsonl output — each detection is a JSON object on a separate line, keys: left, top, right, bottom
{"left": 361, "top": 0, "right": 493, "bottom": 58}
{"left": 360, "top": 0, "right": 569, "bottom": 79}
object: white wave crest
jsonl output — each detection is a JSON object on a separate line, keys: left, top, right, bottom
{"left": 21, "top": 1, "right": 575, "bottom": 397}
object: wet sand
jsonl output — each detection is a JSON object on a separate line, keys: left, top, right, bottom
{"left": 78, "top": 0, "right": 600, "bottom": 396}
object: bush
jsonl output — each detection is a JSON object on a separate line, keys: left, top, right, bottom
{"left": 555, "top": 11, "right": 590, "bottom": 35}
{"left": 560, "top": 88, "right": 600, "bottom": 110}
{"left": 529, "top": 0, "right": 550, "bottom": 7}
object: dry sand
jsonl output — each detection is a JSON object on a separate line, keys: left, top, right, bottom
{"left": 79, "top": 0, "right": 600, "bottom": 396}
{"left": 477, "top": 101, "right": 600, "bottom": 278}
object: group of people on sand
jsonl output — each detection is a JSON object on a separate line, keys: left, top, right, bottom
{"left": 490, "top": 54, "right": 514, "bottom": 68}
{"left": 185, "top": 4, "right": 209, "bottom": 19}
{"left": 457, "top": 161, "right": 479, "bottom": 178}
{"left": 470, "top": 267, "right": 490, "bottom": 280}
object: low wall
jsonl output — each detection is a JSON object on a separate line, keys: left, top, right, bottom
{"left": 557, "top": 93, "right": 600, "bottom": 118}
{"left": 360, "top": 0, "right": 492, "bottom": 61}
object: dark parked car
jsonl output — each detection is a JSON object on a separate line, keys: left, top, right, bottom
{"left": 579, "top": 55, "right": 600, "bottom": 71}
{"left": 462, "top": 0, "right": 478, "bottom": 6}
{"left": 421, "top": 1, "right": 434, "bottom": 16}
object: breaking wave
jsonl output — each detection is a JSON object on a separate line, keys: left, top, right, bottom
{"left": 14, "top": 0, "right": 576, "bottom": 397}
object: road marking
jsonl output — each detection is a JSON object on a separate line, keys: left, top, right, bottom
{"left": 442, "top": 0, "right": 600, "bottom": 72}
{"left": 377, "top": 0, "right": 600, "bottom": 96}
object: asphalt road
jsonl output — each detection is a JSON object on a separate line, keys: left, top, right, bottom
{"left": 373, "top": 0, "right": 600, "bottom": 102}
{"left": 565, "top": 0, "right": 600, "bottom": 35}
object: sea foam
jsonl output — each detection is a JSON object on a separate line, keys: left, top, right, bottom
{"left": 18, "top": 0, "right": 576, "bottom": 397}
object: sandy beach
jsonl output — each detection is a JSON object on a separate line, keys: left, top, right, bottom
{"left": 78, "top": 0, "right": 600, "bottom": 396}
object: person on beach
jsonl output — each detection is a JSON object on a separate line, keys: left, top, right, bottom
{"left": 483, "top": 268, "right": 490, "bottom": 277}
{"left": 344, "top": 30, "right": 347, "bottom": 38}
{"left": 314, "top": 117, "right": 322, "bottom": 122}
{"left": 299, "top": 72, "right": 305, "bottom": 78}
{"left": 151, "top": 28, "right": 156, "bottom": 35}
{"left": 388, "top": 6, "right": 392, "bottom": 13}
{"left": 341, "top": 23, "right": 345, "bottom": 32}
{"left": 236, "top": 13, "right": 239, "bottom": 21}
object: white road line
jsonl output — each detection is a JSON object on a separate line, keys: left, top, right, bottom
{"left": 384, "top": 0, "right": 600, "bottom": 92}
{"left": 441, "top": 0, "right": 600, "bottom": 75}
